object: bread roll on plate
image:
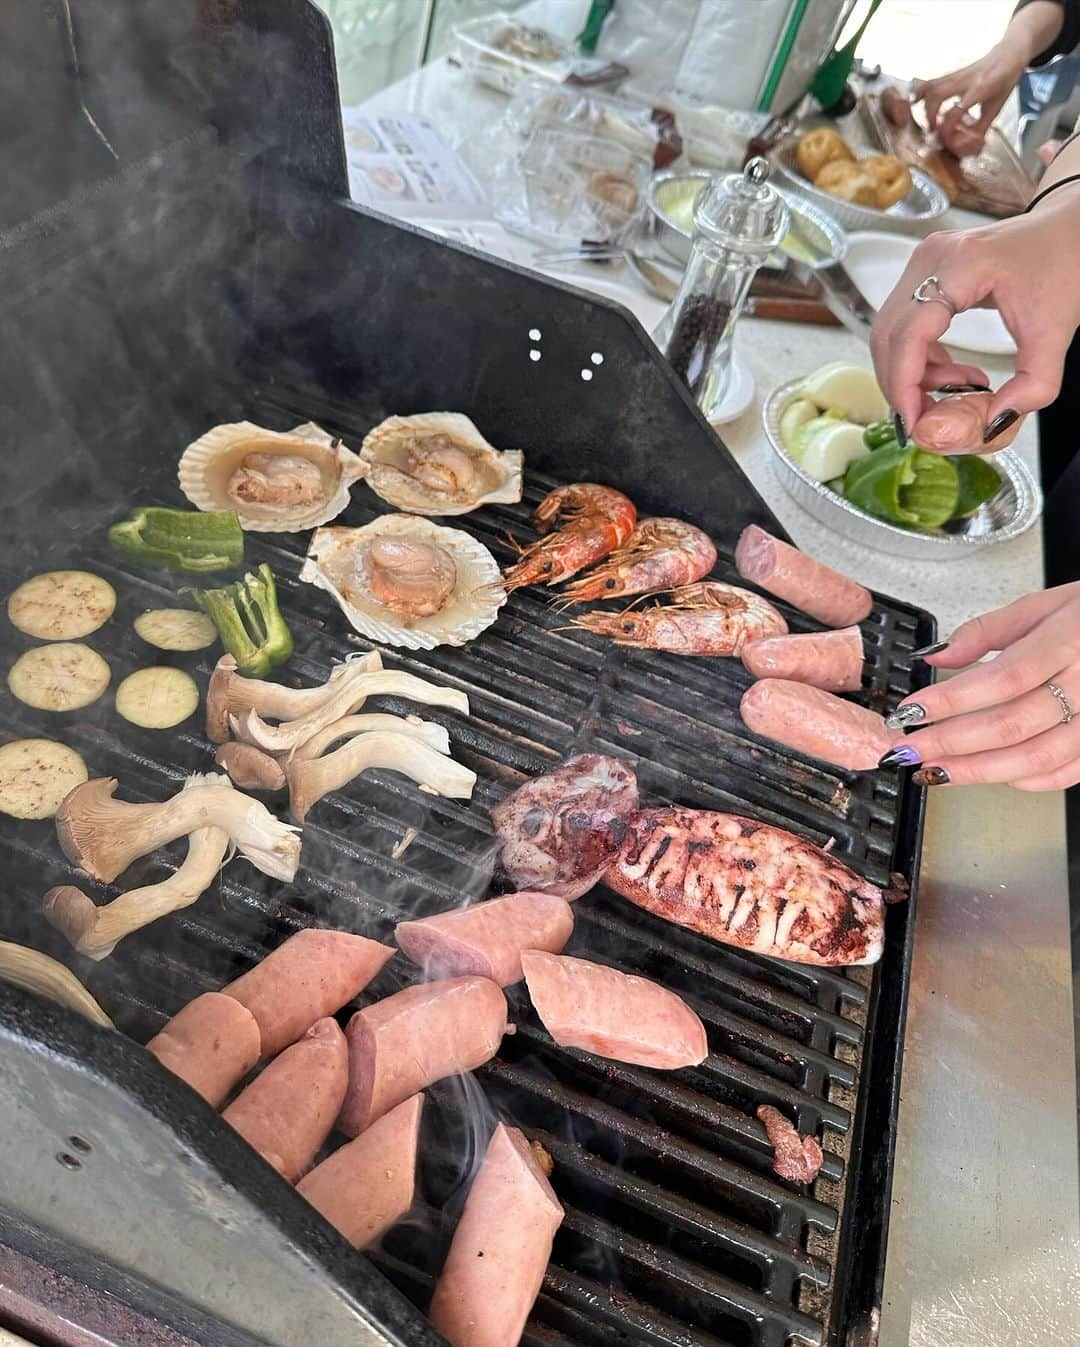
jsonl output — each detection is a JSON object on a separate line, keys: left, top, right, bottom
{"left": 862, "top": 155, "right": 912, "bottom": 209}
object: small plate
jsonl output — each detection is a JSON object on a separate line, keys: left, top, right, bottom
{"left": 845, "top": 232, "right": 1016, "bottom": 356}
{"left": 770, "top": 141, "right": 949, "bottom": 234}
{"left": 763, "top": 379, "right": 1041, "bottom": 560}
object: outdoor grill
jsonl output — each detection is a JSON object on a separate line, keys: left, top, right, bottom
{"left": 0, "top": 4, "right": 932, "bottom": 1346}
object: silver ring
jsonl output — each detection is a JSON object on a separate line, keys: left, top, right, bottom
{"left": 912, "top": 275, "right": 958, "bottom": 317}
{"left": 1047, "top": 682, "right": 1073, "bottom": 724}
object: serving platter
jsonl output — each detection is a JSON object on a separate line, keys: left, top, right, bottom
{"left": 770, "top": 139, "right": 949, "bottom": 234}
{"left": 763, "top": 378, "right": 1042, "bottom": 560}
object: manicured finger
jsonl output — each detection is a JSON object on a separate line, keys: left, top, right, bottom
{"left": 1011, "top": 758, "right": 1080, "bottom": 791}
{"left": 873, "top": 294, "right": 956, "bottom": 429}
{"left": 887, "top": 626, "right": 1073, "bottom": 728}
{"left": 926, "top": 585, "right": 1080, "bottom": 668}
{"left": 921, "top": 358, "right": 990, "bottom": 391}
{"left": 885, "top": 672, "right": 1076, "bottom": 763}
{"left": 985, "top": 304, "right": 1070, "bottom": 418}
{"left": 912, "top": 716, "right": 1080, "bottom": 786}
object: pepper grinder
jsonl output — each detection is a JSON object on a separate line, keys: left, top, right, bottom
{"left": 655, "top": 157, "right": 789, "bottom": 422}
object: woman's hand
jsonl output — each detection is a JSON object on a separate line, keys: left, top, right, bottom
{"left": 869, "top": 195, "right": 1080, "bottom": 447}
{"left": 915, "top": 44, "right": 1027, "bottom": 155}
{"left": 881, "top": 583, "right": 1080, "bottom": 790}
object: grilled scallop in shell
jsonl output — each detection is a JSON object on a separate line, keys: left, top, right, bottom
{"left": 299, "top": 515, "right": 507, "bottom": 649}
{"left": 359, "top": 412, "right": 523, "bottom": 516}
{"left": 179, "top": 421, "right": 365, "bottom": 532}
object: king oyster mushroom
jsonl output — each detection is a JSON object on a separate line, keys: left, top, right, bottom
{"left": 299, "top": 516, "right": 506, "bottom": 650}
{"left": 359, "top": 412, "right": 523, "bottom": 516}
{"left": 179, "top": 421, "right": 364, "bottom": 532}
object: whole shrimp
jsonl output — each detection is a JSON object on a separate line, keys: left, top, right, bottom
{"left": 557, "top": 517, "right": 717, "bottom": 604}
{"left": 503, "top": 483, "right": 637, "bottom": 593}
{"left": 571, "top": 581, "right": 787, "bottom": 656}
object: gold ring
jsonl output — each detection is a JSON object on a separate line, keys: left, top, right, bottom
{"left": 1047, "top": 682, "right": 1073, "bottom": 724}
{"left": 912, "top": 275, "right": 958, "bottom": 317}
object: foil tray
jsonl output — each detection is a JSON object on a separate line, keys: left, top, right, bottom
{"left": 770, "top": 140, "right": 949, "bottom": 234}
{"left": 763, "top": 379, "right": 1043, "bottom": 560}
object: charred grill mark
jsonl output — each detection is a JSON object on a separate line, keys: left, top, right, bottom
{"left": 739, "top": 821, "right": 761, "bottom": 838}
{"left": 520, "top": 807, "right": 545, "bottom": 838}
{"left": 645, "top": 833, "right": 672, "bottom": 875}
{"left": 738, "top": 857, "right": 756, "bottom": 871}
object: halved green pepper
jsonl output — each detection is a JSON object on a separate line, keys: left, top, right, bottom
{"left": 190, "top": 564, "right": 293, "bottom": 677}
{"left": 109, "top": 507, "right": 244, "bottom": 573}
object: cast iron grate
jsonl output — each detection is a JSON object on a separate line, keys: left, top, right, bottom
{"left": 0, "top": 392, "right": 929, "bottom": 1347}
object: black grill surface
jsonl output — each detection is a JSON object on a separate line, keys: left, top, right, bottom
{"left": 0, "top": 383, "right": 929, "bottom": 1347}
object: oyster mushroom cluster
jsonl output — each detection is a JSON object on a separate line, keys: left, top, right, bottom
{"left": 179, "top": 421, "right": 366, "bottom": 532}
{"left": 359, "top": 412, "right": 523, "bottom": 516}
{"left": 300, "top": 516, "right": 507, "bottom": 650}
{"left": 207, "top": 650, "right": 476, "bottom": 824}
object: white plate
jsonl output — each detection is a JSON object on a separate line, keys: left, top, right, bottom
{"left": 845, "top": 231, "right": 1017, "bottom": 357}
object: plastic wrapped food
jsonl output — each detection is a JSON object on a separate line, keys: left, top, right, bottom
{"left": 506, "top": 80, "right": 683, "bottom": 170}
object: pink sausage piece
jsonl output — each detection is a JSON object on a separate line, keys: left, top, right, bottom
{"left": 938, "top": 105, "right": 984, "bottom": 159}
{"left": 735, "top": 525, "right": 872, "bottom": 628}
{"left": 429, "top": 1123, "right": 563, "bottom": 1347}
{"left": 521, "top": 950, "right": 708, "bottom": 1070}
{"left": 740, "top": 678, "right": 891, "bottom": 771}
{"left": 741, "top": 626, "right": 863, "bottom": 693}
{"left": 911, "top": 390, "right": 1024, "bottom": 454}
{"left": 223, "top": 928, "right": 395, "bottom": 1059}
{"left": 297, "top": 1093, "right": 423, "bottom": 1247}
{"left": 395, "top": 892, "right": 574, "bottom": 987}
{"left": 147, "top": 992, "right": 262, "bottom": 1108}
{"left": 339, "top": 976, "right": 507, "bottom": 1137}
{"left": 223, "top": 1017, "right": 348, "bottom": 1181}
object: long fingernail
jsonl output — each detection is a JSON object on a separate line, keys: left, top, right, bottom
{"left": 912, "top": 765, "right": 950, "bottom": 786}
{"left": 910, "top": 639, "right": 949, "bottom": 659}
{"left": 893, "top": 412, "right": 908, "bottom": 445}
{"left": 879, "top": 745, "right": 922, "bottom": 769}
{"left": 885, "top": 702, "right": 927, "bottom": 730}
{"left": 983, "top": 409, "right": 1019, "bottom": 443}
{"left": 936, "top": 382, "right": 990, "bottom": 394}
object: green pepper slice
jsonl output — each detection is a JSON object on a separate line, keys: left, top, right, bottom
{"left": 109, "top": 507, "right": 244, "bottom": 573}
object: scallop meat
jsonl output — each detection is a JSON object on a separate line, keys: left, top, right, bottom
{"left": 299, "top": 515, "right": 507, "bottom": 649}
{"left": 179, "top": 421, "right": 365, "bottom": 532}
{"left": 360, "top": 412, "right": 523, "bottom": 516}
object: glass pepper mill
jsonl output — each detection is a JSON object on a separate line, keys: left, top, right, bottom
{"left": 655, "top": 156, "right": 789, "bottom": 421}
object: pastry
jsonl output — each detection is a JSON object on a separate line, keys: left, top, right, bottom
{"left": 862, "top": 154, "right": 913, "bottom": 209}
{"left": 795, "top": 127, "right": 853, "bottom": 181}
{"left": 814, "top": 159, "right": 879, "bottom": 207}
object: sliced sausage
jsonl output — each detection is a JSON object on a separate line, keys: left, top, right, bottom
{"left": 223, "top": 1017, "right": 348, "bottom": 1181}
{"left": 297, "top": 1093, "right": 423, "bottom": 1246}
{"left": 223, "top": 928, "right": 395, "bottom": 1059}
{"left": 339, "top": 976, "right": 507, "bottom": 1137}
{"left": 395, "top": 892, "right": 574, "bottom": 987}
{"left": 147, "top": 991, "right": 261, "bottom": 1107}
{"left": 734, "top": 525, "right": 872, "bottom": 627}
{"left": 428, "top": 1123, "right": 563, "bottom": 1347}
{"left": 741, "top": 626, "right": 863, "bottom": 692}
{"left": 880, "top": 84, "right": 912, "bottom": 128}
{"left": 911, "top": 390, "right": 1023, "bottom": 454}
{"left": 740, "top": 678, "right": 890, "bottom": 770}
{"left": 521, "top": 950, "right": 708, "bottom": 1069}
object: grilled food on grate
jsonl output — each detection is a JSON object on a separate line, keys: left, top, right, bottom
{"left": 606, "top": 806, "right": 886, "bottom": 966}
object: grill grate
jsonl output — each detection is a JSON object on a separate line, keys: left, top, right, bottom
{"left": 0, "top": 391, "right": 930, "bottom": 1347}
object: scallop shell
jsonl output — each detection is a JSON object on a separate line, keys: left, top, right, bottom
{"left": 299, "top": 516, "right": 507, "bottom": 650}
{"left": 360, "top": 412, "right": 523, "bottom": 516}
{"left": 178, "top": 422, "right": 365, "bottom": 532}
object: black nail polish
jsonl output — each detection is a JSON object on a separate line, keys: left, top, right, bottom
{"left": 910, "top": 639, "right": 949, "bottom": 659}
{"left": 912, "top": 765, "right": 950, "bottom": 787}
{"left": 878, "top": 745, "right": 922, "bottom": 769}
{"left": 935, "top": 382, "right": 991, "bottom": 394}
{"left": 892, "top": 412, "right": 908, "bottom": 445}
{"left": 983, "top": 409, "right": 1019, "bottom": 443}
{"left": 884, "top": 702, "right": 927, "bottom": 730}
